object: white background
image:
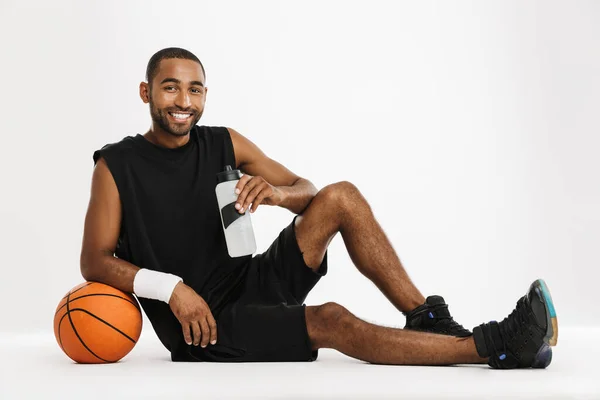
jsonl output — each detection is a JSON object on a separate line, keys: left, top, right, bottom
{"left": 0, "top": 0, "right": 598, "bottom": 338}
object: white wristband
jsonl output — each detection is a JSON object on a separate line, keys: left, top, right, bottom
{"left": 133, "top": 269, "right": 183, "bottom": 303}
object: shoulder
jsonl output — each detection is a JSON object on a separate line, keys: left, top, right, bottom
{"left": 225, "top": 126, "right": 248, "bottom": 147}
{"left": 193, "top": 125, "right": 241, "bottom": 138}
{"left": 93, "top": 135, "right": 136, "bottom": 165}
{"left": 190, "top": 125, "right": 232, "bottom": 145}
{"left": 192, "top": 125, "right": 230, "bottom": 136}
{"left": 192, "top": 125, "right": 253, "bottom": 167}
{"left": 193, "top": 124, "right": 244, "bottom": 149}
{"left": 222, "top": 127, "right": 265, "bottom": 167}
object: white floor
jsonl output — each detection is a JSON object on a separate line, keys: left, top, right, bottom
{"left": 1, "top": 327, "right": 598, "bottom": 400}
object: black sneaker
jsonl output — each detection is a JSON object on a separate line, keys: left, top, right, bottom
{"left": 403, "top": 295, "right": 472, "bottom": 337}
{"left": 473, "top": 278, "right": 558, "bottom": 369}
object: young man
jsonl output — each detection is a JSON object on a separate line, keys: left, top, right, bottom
{"left": 80, "top": 47, "right": 558, "bottom": 367}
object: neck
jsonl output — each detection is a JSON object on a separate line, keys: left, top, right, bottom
{"left": 144, "top": 124, "right": 190, "bottom": 149}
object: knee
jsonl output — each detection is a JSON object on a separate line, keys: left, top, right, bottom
{"left": 316, "top": 181, "right": 364, "bottom": 213}
{"left": 306, "top": 302, "right": 352, "bottom": 349}
{"left": 315, "top": 302, "right": 349, "bottom": 325}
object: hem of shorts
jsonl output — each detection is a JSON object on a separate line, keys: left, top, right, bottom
{"left": 301, "top": 304, "right": 319, "bottom": 361}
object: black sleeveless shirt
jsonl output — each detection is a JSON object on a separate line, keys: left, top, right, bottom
{"left": 92, "top": 125, "right": 251, "bottom": 356}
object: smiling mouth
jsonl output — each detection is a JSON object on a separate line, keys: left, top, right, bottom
{"left": 168, "top": 111, "right": 194, "bottom": 122}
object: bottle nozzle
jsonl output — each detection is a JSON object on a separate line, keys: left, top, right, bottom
{"left": 217, "top": 164, "right": 241, "bottom": 183}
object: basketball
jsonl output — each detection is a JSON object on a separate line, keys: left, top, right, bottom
{"left": 53, "top": 281, "right": 143, "bottom": 363}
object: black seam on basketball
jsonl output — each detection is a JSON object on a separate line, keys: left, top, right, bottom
{"left": 54, "top": 293, "right": 139, "bottom": 317}
{"left": 61, "top": 282, "right": 94, "bottom": 300}
{"left": 66, "top": 290, "right": 112, "bottom": 363}
{"left": 68, "top": 308, "right": 137, "bottom": 344}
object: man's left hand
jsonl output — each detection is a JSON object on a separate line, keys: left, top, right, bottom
{"left": 234, "top": 174, "right": 284, "bottom": 213}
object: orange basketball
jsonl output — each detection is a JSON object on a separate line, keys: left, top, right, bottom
{"left": 53, "top": 281, "right": 143, "bottom": 363}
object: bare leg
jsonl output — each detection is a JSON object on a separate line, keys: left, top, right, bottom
{"left": 296, "top": 181, "right": 425, "bottom": 312}
{"left": 306, "top": 303, "right": 487, "bottom": 365}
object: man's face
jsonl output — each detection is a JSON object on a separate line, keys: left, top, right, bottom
{"left": 142, "top": 58, "right": 207, "bottom": 137}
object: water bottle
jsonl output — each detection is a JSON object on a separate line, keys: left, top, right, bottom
{"left": 215, "top": 165, "right": 257, "bottom": 257}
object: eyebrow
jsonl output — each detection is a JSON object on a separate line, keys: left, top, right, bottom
{"left": 159, "top": 77, "right": 205, "bottom": 87}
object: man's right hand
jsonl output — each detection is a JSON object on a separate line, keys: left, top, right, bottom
{"left": 169, "top": 282, "right": 217, "bottom": 347}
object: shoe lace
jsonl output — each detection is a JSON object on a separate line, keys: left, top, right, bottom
{"left": 429, "top": 304, "right": 471, "bottom": 335}
{"left": 491, "top": 297, "right": 531, "bottom": 360}
{"left": 499, "top": 297, "right": 530, "bottom": 342}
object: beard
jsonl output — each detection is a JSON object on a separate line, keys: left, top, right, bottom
{"left": 149, "top": 98, "right": 203, "bottom": 137}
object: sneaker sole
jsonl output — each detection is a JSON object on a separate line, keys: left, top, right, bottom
{"left": 531, "top": 343, "right": 553, "bottom": 368}
{"left": 531, "top": 279, "right": 558, "bottom": 346}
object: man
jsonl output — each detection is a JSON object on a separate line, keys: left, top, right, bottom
{"left": 81, "top": 47, "right": 558, "bottom": 367}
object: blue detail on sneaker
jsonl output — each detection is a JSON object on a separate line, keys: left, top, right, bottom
{"left": 472, "top": 279, "right": 558, "bottom": 369}
{"left": 403, "top": 295, "right": 472, "bottom": 337}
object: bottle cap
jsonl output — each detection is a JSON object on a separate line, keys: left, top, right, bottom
{"left": 217, "top": 165, "right": 242, "bottom": 183}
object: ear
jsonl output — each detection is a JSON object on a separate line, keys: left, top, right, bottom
{"left": 139, "top": 82, "right": 150, "bottom": 104}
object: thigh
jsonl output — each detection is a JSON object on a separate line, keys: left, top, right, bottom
{"left": 190, "top": 302, "right": 318, "bottom": 362}
{"left": 294, "top": 182, "right": 356, "bottom": 270}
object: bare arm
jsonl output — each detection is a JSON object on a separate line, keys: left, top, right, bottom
{"left": 274, "top": 178, "right": 317, "bottom": 215}
{"left": 228, "top": 127, "right": 318, "bottom": 214}
{"left": 80, "top": 157, "right": 139, "bottom": 292}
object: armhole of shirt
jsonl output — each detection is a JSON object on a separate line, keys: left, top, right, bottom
{"left": 92, "top": 145, "right": 124, "bottom": 200}
{"left": 221, "top": 127, "right": 237, "bottom": 169}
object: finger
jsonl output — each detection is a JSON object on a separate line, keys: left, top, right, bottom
{"left": 208, "top": 314, "right": 218, "bottom": 345}
{"left": 250, "top": 191, "right": 268, "bottom": 213}
{"left": 237, "top": 177, "right": 261, "bottom": 213}
{"left": 199, "top": 318, "right": 211, "bottom": 348}
{"left": 242, "top": 182, "right": 266, "bottom": 213}
{"left": 181, "top": 322, "right": 192, "bottom": 345}
{"left": 191, "top": 321, "right": 202, "bottom": 346}
{"left": 234, "top": 174, "right": 253, "bottom": 197}
{"left": 235, "top": 175, "right": 254, "bottom": 212}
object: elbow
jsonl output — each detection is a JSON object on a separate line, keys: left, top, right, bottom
{"left": 80, "top": 252, "right": 98, "bottom": 282}
{"left": 304, "top": 178, "right": 318, "bottom": 196}
{"left": 296, "top": 177, "right": 318, "bottom": 196}
{"left": 80, "top": 260, "right": 93, "bottom": 282}
{"left": 306, "top": 182, "right": 318, "bottom": 200}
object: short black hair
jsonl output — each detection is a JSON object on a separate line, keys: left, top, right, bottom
{"left": 145, "top": 47, "right": 206, "bottom": 85}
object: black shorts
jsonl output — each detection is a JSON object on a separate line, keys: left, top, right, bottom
{"left": 187, "top": 215, "right": 328, "bottom": 362}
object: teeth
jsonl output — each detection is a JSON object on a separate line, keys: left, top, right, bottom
{"left": 171, "top": 113, "right": 191, "bottom": 119}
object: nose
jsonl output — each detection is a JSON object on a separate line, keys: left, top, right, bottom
{"left": 175, "top": 89, "right": 192, "bottom": 109}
